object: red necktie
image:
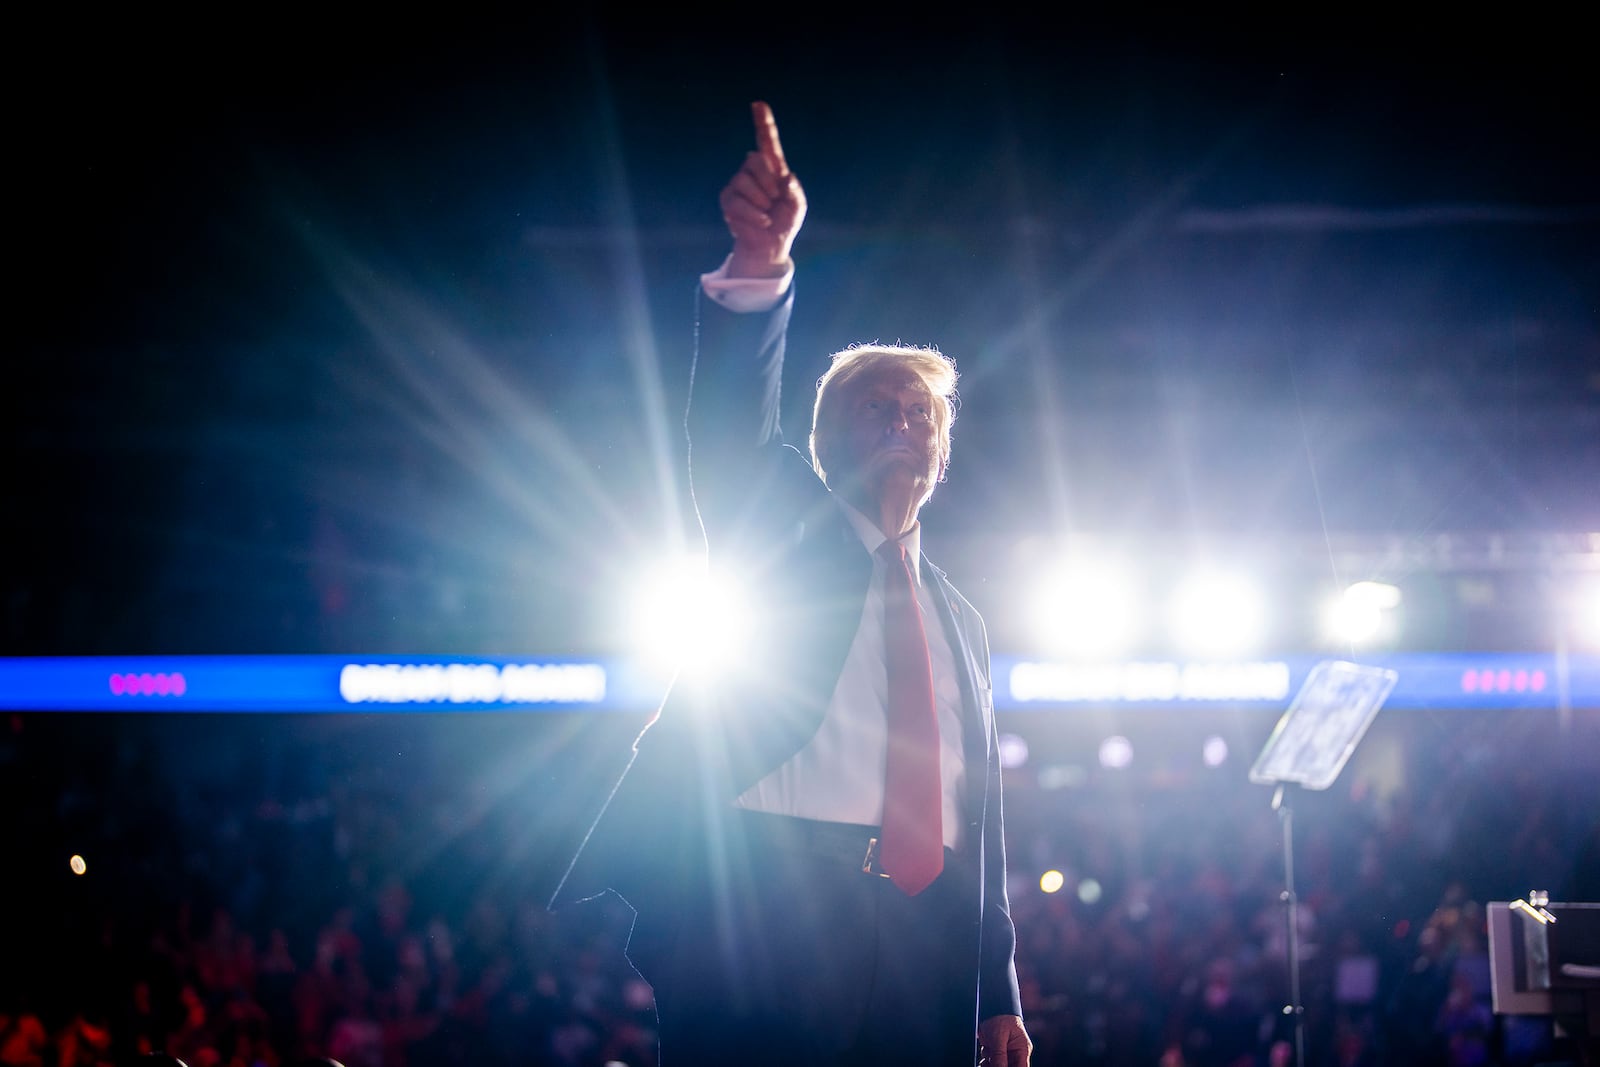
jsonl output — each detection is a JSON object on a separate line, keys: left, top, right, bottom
{"left": 877, "top": 540, "right": 943, "bottom": 896}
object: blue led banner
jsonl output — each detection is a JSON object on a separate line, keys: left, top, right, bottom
{"left": 1, "top": 653, "right": 1596, "bottom": 713}
{"left": 995, "top": 653, "right": 1595, "bottom": 711}
{"left": 0, "top": 656, "right": 672, "bottom": 713}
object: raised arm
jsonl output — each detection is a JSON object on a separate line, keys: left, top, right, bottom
{"left": 689, "top": 103, "right": 812, "bottom": 538}
{"left": 722, "top": 101, "right": 807, "bottom": 279}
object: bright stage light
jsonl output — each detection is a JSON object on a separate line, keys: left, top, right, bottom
{"left": 1574, "top": 577, "right": 1600, "bottom": 650}
{"left": 1098, "top": 735, "right": 1133, "bottom": 769}
{"left": 1040, "top": 870, "right": 1065, "bottom": 894}
{"left": 1323, "top": 581, "right": 1402, "bottom": 646}
{"left": 1077, "top": 877, "right": 1103, "bottom": 905}
{"left": 1169, "top": 571, "right": 1266, "bottom": 657}
{"left": 630, "top": 556, "right": 751, "bottom": 673}
{"left": 1202, "top": 735, "right": 1229, "bottom": 768}
{"left": 70, "top": 854, "right": 87, "bottom": 876}
{"left": 997, "top": 733, "right": 1030, "bottom": 770}
{"left": 1029, "top": 559, "right": 1140, "bottom": 658}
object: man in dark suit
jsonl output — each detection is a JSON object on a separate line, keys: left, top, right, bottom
{"left": 553, "top": 102, "right": 1031, "bottom": 1067}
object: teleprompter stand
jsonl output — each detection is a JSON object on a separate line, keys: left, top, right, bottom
{"left": 1248, "top": 660, "right": 1398, "bottom": 1067}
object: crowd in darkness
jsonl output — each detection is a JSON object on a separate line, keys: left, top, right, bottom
{"left": 2, "top": 706, "right": 1595, "bottom": 1067}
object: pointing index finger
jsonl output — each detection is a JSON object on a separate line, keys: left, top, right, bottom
{"left": 751, "top": 100, "right": 789, "bottom": 177}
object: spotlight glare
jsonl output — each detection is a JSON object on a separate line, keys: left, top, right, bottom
{"left": 1078, "top": 878, "right": 1103, "bottom": 905}
{"left": 1325, "top": 581, "right": 1402, "bottom": 646}
{"left": 1040, "top": 870, "right": 1065, "bottom": 894}
{"left": 630, "top": 556, "right": 751, "bottom": 673}
{"left": 1170, "top": 571, "right": 1266, "bottom": 658}
{"left": 70, "top": 854, "right": 87, "bottom": 876}
{"left": 1030, "top": 559, "right": 1140, "bottom": 658}
{"left": 1575, "top": 578, "right": 1600, "bottom": 649}
{"left": 1202, "top": 735, "right": 1229, "bottom": 768}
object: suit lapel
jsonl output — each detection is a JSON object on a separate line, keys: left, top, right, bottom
{"left": 922, "top": 559, "right": 993, "bottom": 800}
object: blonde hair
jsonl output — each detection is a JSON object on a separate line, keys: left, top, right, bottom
{"left": 809, "top": 343, "right": 958, "bottom": 486}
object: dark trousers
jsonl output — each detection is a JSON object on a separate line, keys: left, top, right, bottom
{"left": 629, "top": 810, "right": 981, "bottom": 1067}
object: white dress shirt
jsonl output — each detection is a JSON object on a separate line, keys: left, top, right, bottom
{"left": 700, "top": 255, "right": 794, "bottom": 312}
{"left": 733, "top": 492, "right": 969, "bottom": 850}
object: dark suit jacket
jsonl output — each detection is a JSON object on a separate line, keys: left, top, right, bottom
{"left": 552, "top": 285, "right": 1022, "bottom": 1022}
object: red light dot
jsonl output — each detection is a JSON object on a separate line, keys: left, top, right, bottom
{"left": 109, "top": 674, "right": 125, "bottom": 695}
{"left": 172, "top": 673, "right": 187, "bottom": 696}
{"left": 1531, "top": 670, "right": 1546, "bottom": 693}
{"left": 1496, "top": 670, "right": 1512, "bottom": 692}
{"left": 140, "top": 673, "right": 154, "bottom": 695}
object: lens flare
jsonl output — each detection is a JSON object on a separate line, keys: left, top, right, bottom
{"left": 1170, "top": 571, "right": 1266, "bottom": 657}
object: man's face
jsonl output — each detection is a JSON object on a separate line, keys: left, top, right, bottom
{"left": 828, "top": 365, "right": 943, "bottom": 505}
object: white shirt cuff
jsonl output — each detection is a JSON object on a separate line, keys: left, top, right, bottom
{"left": 700, "top": 255, "right": 793, "bottom": 313}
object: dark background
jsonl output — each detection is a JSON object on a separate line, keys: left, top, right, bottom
{"left": 4, "top": 14, "right": 1599, "bottom": 1065}
{"left": 9, "top": 12, "right": 1597, "bottom": 662}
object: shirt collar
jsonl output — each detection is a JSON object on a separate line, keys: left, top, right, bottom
{"left": 835, "top": 497, "right": 922, "bottom": 585}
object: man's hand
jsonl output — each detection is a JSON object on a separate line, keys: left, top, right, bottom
{"left": 721, "top": 101, "right": 807, "bottom": 279}
{"left": 978, "top": 1014, "right": 1033, "bottom": 1067}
